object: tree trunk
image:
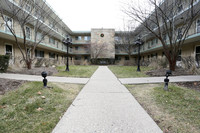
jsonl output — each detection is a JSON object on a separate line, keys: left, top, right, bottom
{"left": 169, "top": 59, "right": 176, "bottom": 71}
{"left": 26, "top": 60, "right": 32, "bottom": 69}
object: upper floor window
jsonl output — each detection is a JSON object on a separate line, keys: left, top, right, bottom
{"left": 35, "top": 10, "right": 44, "bottom": 22}
{"left": 197, "top": 19, "right": 200, "bottom": 33}
{"left": 75, "top": 46, "right": 79, "bottom": 50}
{"left": 36, "top": 32, "right": 44, "bottom": 41}
{"left": 4, "top": 16, "right": 12, "bottom": 33}
{"left": 75, "top": 36, "right": 82, "bottom": 40}
{"left": 25, "top": 3, "right": 31, "bottom": 12}
{"left": 49, "top": 37, "right": 55, "bottom": 45}
{"left": 84, "top": 36, "right": 91, "bottom": 41}
{"left": 177, "top": 0, "right": 183, "bottom": 13}
{"left": 177, "top": 28, "right": 182, "bottom": 39}
{"left": 25, "top": 26, "right": 31, "bottom": 39}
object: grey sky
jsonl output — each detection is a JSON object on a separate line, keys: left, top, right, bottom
{"left": 46, "top": 0, "right": 132, "bottom": 31}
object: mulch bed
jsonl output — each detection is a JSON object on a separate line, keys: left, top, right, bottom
{"left": 0, "top": 78, "right": 26, "bottom": 95}
{"left": 176, "top": 82, "right": 200, "bottom": 92}
{"left": 7, "top": 67, "right": 58, "bottom": 76}
{"left": 146, "top": 68, "right": 192, "bottom": 77}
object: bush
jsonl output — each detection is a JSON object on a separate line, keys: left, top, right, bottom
{"left": 90, "top": 58, "right": 115, "bottom": 65}
{"left": 148, "top": 57, "right": 168, "bottom": 69}
{"left": 0, "top": 55, "right": 10, "bottom": 72}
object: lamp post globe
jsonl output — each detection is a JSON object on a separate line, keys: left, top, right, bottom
{"left": 135, "top": 38, "right": 144, "bottom": 72}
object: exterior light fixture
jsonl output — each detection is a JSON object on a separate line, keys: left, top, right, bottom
{"left": 41, "top": 71, "right": 47, "bottom": 88}
{"left": 62, "top": 36, "right": 72, "bottom": 71}
{"left": 135, "top": 38, "right": 144, "bottom": 72}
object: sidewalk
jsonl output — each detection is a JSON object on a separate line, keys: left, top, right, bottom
{"left": 52, "top": 66, "right": 162, "bottom": 133}
{"left": 0, "top": 73, "right": 89, "bottom": 84}
{"left": 119, "top": 75, "right": 200, "bottom": 84}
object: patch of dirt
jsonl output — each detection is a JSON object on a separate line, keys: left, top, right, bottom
{"left": 0, "top": 78, "right": 26, "bottom": 95}
{"left": 7, "top": 67, "right": 58, "bottom": 76}
{"left": 146, "top": 68, "right": 192, "bottom": 77}
{"left": 176, "top": 82, "right": 200, "bottom": 92}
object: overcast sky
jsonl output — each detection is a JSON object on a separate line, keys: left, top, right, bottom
{"left": 46, "top": 0, "right": 133, "bottom": 31}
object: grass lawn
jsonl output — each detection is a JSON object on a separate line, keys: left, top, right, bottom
{"left": 126, "top": 84, "right": 200, "bottom": 133}
{"left": 108, "top": 66, "right": 152, "bottom": 78}
{"left": 55, "top": 65, "right": 98, "bottom": 78}
{"left": 0, "top": 82, "right": 83, "bottom": 133}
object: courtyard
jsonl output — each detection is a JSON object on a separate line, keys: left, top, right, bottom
{"left": 0, "top": 65, "right": 200, "bottom": 133}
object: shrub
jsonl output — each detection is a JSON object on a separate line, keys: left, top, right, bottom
{"left": 90, "top": 58, "right": 115, "bottom": 65}
{"left": 0, "top": 55, "right": 10, "bottom": 72}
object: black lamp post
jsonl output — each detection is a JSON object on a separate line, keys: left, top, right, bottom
{"left": 135, "top": 38, "right": 144, "bottom": 72}
{"left": 62, "top": 37, "right": 72, "bottom": 71}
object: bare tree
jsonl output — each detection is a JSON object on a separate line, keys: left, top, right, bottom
{"left": 0, "top": 0, "right": 60, "bottom": 69}
{"left": 90, "top": 42, "right": 108, "bottom": 59}
{"left": 124, "top": 0, "right": 200, "bottom": 71}
{"left": 115, "top": 23, "right": 135, "bottom": 59}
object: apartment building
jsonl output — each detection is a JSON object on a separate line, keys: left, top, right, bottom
{"left": 0, "top": 0, "right": 200, "bottom": 67}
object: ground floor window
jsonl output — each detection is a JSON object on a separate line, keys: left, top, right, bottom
{"left": 125, "top": 56, "right": 129, "bottom": 60}
{"left": 35, "top": 50, "right": 44, "bottom": 58}
{"left": 49, "top": 52, "right": 55, "bottom": 59}
{"left": 115, "top": 56, "right": 121, "bottom": 61}
{"left": 196, "top": 46, "right": 200, "bottom": 67}
{"left": 75, "top": 56, "right": 81, "bottom": 60}
{"left": 5, "top": 45, "right": 12, "bottom": 56}
{"left": 177, "top": 50, "right": 182, "bottom": 61}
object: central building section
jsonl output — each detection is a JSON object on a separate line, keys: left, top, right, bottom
{"left": 91, "top": 29, "right": 115, "bottom": 60}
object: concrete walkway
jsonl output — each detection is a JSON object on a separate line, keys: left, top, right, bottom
{"left": 120, "top": 75, "right": 200, "bottom": 84}
{"left": 52, "top": 66, "right": 162, "bottom": 133}
{"left": 0, "top": 73, "right": 89, "bottom": 84}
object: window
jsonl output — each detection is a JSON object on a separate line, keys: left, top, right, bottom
{"left": 196, "top": 46, "right": 200, "bottom": 67}
{"left": 49, "top": 52, "right": 55, "bottom": 58}
{"left": 49, "top": 21, "right": 55, "bottom": 28}
{"left": 35, "top": 50, "right": 44, "bottom": 58}
{"left": 177, "top": 4, "right": 183, "bottom": 13}
{"left": 56, "top": 42, "right": 59, "bottom": 48}
{"left": 5, "top": 45, "right": 12, "bottom": 55}
{"left": 75, "top": 56, "right": 81, "bottom": 60}
{"left": 75, "top": 46, "right": 79, "bottom": 50}
{"left": 84, "top": 36, "right": 91, "bottom": 41}
{"left": 75, "top": 36, "right": 82, "bottom": 40}
{"left": 162, "top": 52, "right": 165, "bottom": 57}
{"left": 49, "top": 37, "right": 55, "bottom": 44}
{"left": 115, "top": 56, "right": 121, "bottom": 61}
{"left": 25, "top": 3, "right": 31, "bottom": 12}
{"left": 26, "top": 26, "right": 31, "bottom": 39}
{"left": 197, "top": 19, "right": 200, "bottom": 33}
{"left": 35, "top": 10, "right": 44, "bottom": 22}
{"left": 177, "top": 50, "right": 182, "bottom": 61}
{"left": 177, "top": 28, "right": 182, "bottom": 40}
{"left": 125, "top": 56, "right": 129, "bottom": 60}
{"left": 36, "top": 32, "right": 43, "bottom": 41}
{"left": 4, "top": 16, "right": 12, "bottom": 32}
